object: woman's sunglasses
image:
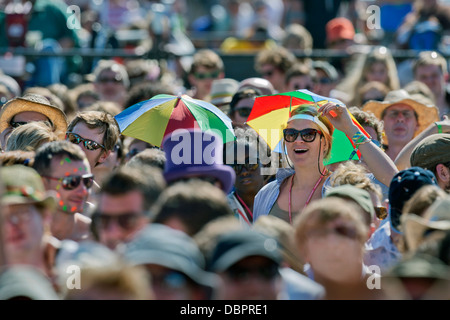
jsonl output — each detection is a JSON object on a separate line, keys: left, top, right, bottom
{"left": 235, "top": 107, "right": 252, "bottom": 118}
{"left": 43, "top": 174, "right": 94, "bottom": 190}
{"left": 283, "top": 128, "right": 322, "bottom": 143}
{"left": 232, "top": 163, "right": 259, "bottom": 175}
{"left": 66, "top": 132, "right": 106, "bottom": 151}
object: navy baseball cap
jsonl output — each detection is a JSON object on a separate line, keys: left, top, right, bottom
{"left": 388, "top": 167, "right": 438, "bottom": 233}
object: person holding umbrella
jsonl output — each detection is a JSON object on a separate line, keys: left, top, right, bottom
{"left": 253, "top": 102, "right": 398, "bottom": 224}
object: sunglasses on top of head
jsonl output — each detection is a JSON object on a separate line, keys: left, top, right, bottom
{"left": 43, "top": 174, "right": 94, "bottom": 190}
{"left": 66, "top": 132, "right": 106, "bottom": 151}
{"left": 283, "top": 128, "right": 322, "bottom": 143}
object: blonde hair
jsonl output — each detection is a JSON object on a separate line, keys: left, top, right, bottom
{"left": 6, "top": 121, "right": 60, "bottom": 152}
{"left": 329, "top": 161, "right": 382, "bottom": 201}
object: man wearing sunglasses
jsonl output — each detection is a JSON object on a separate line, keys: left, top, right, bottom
{"left": 92, "top": 165, "right": 166, "bottom": 251}
{"left": 186, "top": 49, "right": 225, "bottom": 101}
{"left": 93, "top": 60, "right": 130, "bottom": 106}
{"left": 66, "top": 110, "right": 120, "bottom": 193}
{"left": 229, "top": 87, "right": 261, "bottom": 129}
{"left": 33, "top": 140, "right": 94, "bottom": 242}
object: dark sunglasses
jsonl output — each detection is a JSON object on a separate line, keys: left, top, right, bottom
{"left": 226, "top": 263, "right": 279, "bottom": 282}
{"left": 232, "top": 163, "right": 259, "bottom": 175}
{"left": 283, "top": 128, "right": 322, "bottom": 143}
{"left": 194, "top": 70, "right": 220, "bottom": 80}
{"left": 10, "top": 121, "right": 28, "bottom": 128}
{"left": 97, "top": 77, "right": 123, "bottom": 84}
{"left": 235, "top": 107, "right": 252, "bottom": 118}
{"left": 375, "top": 206, "right": 388, "bottom": 220}
{"left": 43, "top": 174, "right": 94, "bottom": 190}
{"left": 66, "top": 132, "right": 106, "bottom": 151}
{"left": 92, "top": 212, "right": 143, "bottom": 231}
{"left": 309, "top": 225, "right": 358, "bottom": 240}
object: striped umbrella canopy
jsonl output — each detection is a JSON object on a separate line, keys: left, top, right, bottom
{"left": 246, "top": 89, "right": 370, "bottom": 165}
{"left": 115, "top": 94, "right": 235, "bottom": 147}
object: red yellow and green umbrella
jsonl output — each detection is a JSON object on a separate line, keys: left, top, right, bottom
{"left": 246, "top": 89, "right": 370, "bottom": 165}
{"left": 115, "top": 94, "right": 235, "bottom": 147}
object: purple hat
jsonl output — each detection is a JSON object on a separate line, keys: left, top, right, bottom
{"left": 162, "top": 129, "right": 235, "bottom": 194}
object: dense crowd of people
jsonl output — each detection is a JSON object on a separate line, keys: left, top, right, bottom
{"left": 0, "top": 0, "right": 450, "bottom": 302}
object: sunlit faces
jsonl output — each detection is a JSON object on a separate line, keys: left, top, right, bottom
{"left": 231, "top": 96, "right": 256, "bottom": 127}
{"left": 313, "top": 69, "right": 335, "bottom": 97}
{"left": 231, "top": 146, "right": 264, "bottom": 195}
{"left": 43, "top": 156, "right": 91, "bottom": 214}
{"left": 95, "top": 190, "right": 148, "bottom": 250}
{"left": 260, "top": 64, "right": 285, "bottom": 92}
{"left": 189, "top": 66, "right": 223, "bottom": 100}
{"left": 69, "top": 121, "right": 109, "bottom": 169}
{"left": 414, "top": 64, "right": 445, "bottom": 98}
{"left": 303, "top": 217, "right": 366, "bottom": 283}
{"left": 11, "top": 111, "right": 50, "bottom": 125}
{"left": 382, "top": 104, "right": 418, "bottom": 144}
{"left": 284, "top": 119, "right": 328, "bottom": 166}
{"left": 286, "top": 75, "right": 314, "bottom": 92}
{"left": 95, "top": 69, "right": 127, "bottom": 103}
{"left": 366, "top": 62, "right": 388, "bottom": 84}
{"left": 2, "top": 203, "right": 47, "bottom": 256}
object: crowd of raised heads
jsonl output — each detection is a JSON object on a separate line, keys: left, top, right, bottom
{"left": 0, "top": 0, "right": 450, "bottom": 302}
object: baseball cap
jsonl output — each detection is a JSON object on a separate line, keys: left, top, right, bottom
{"left": 0, "top": 266, "right": 60, "bottom": 300}
{"left": 325, "top": 184, "right": 375, "bottom": 222}
{"left": 388, "top": 167, "right": 438, "bottom": 233}
{"left": 124, "top": 223, "right": 219, "bottom": 289}
{"left": 410, "top": 134, "right": 450, "bottom": 171}
{"left": 208, "top": 229, "right": 282, "bottom": 272}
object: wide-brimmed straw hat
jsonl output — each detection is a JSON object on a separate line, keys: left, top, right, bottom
{"left": 362, "top": 89, "right": 439, "bottom": 144}
{"left": 0, "top": 93, "right": 68, "bottom": 136}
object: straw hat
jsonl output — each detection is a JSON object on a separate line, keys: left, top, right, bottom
{"left": 362, "top": 89, "right": 439, "bottom": 145}
{"left": 0, "top": 93, "right": 68, "bottom": 136}
{"left": 210, "top": 78, "right": 239, "bottom": 106}
{"left": 402, "top": 197, "right": 450, "bottom": 252}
